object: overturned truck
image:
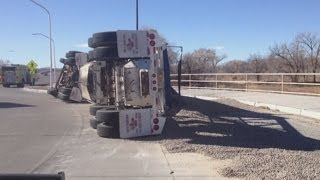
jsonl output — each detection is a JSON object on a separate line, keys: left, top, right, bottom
{"left": 81, "top": 30, "right": 173, "bottom": 138}
{"left": 48, "top": 50, "right": 87, "bottom": 102}
{"left": 49, "top": 30, "right": 174, "bottom": 138}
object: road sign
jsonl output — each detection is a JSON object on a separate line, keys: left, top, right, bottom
{"left": 27, "top": 60, "right": 38, "bottom": 77}
{"left": 27, "top": 60, "right": 38, "bottom": 69}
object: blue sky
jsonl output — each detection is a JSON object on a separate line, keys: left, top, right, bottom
{"left": 0, "top": 0, "right": 319, "bottom": 67}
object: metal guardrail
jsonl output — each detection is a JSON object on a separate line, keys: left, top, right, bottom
{"left": 170, "top": 73, "right": 320, "bottom": 96}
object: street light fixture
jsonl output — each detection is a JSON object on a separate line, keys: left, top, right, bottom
{"left": 32, "top": 33, "right": 56, "bottom": 83}
{"left": 30, "top": 0, "right": 53, "bottom": 88}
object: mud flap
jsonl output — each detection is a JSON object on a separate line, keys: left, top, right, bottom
{"left": 119, "top": 109, "right": 166, "bottom": 138}
{"left": 79, "top": 62, "right": 92, "bottom": 101}
{"left": 69, "top": 87, "right": 82, "bottom": 102}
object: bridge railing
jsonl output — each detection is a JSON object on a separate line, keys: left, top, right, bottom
{"left": 170, "top": 73, "right": 320, "bottom": 96}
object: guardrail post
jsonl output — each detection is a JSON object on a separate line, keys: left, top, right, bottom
{"left": 215, "top": 74, "right": 218, "bottom": 89}
{"left": 281, "top": 74, "right": 284, "bottom": 93}
{"left": 245, "top": 74, "right": 248, "bottom": 91}
{"left": 189, "top": 74, "right": 191, "bottom": 88}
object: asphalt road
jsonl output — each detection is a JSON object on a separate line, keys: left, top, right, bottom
{"left": 0, "top": 86, "right": 82, "bottom": 173}
{"left": 0, "top": 86, "right": 223, "bottom": 179}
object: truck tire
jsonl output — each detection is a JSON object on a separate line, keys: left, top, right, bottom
{"left": 88, "top": 37, "right": 93, "bottom": 48}
{"left": 95, "top": 109, "right": 119, "bottom": 126}
{"left": 90, "top": 117, "right": 102, "bottom": 129}
{"left": 66, "top": 51, "right": 81, "bottom": 58}
{"left": 17, "top": 84, "right": 24, "bottom": 88}
{"left": 3, "top": 84, "right": 9, "bottom": 88}
{"left": 93, "top": 46, "right": 118, "bottom": 60}
{"left": 89, "top": 104, "right": 107, "bottom": 116}
{"left": 59, "top": 58, "right": 66, "bottom": 64}
{"left": 47, "top": 88, "right": 58, "bottom": 97}
{"left": 91, "top": 32, "right": 117, "bottom": 48}
{"left": 59, "top": 87, "right": 72, "bottom": 96}
{"left": 97, "top": 122, "right": 119, "bottom": 138}
{"left": 88, "top": 50, "right": 94, "bottom": 62}
{"left": 57, "top": 92, "right": 69, "bottom": 101}
{"left": 64, "top": 57, "right": 76, "bottom": 65}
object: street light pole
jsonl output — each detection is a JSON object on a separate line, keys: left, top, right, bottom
{"left": 136, "top": 0, "right": 139, "bottom": 30}
{"left": 32, "top": 33, "right": 56, "bottom": 83}
{"left": 30, "top": 0, "right": 53, "bottom": 88}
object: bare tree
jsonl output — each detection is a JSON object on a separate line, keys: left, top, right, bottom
{"left": 191, "top": 48, "right": 226, "bottom": 73}
{"left": 219, "top": 60, "right": 248, "bottom": 73}
{"left": 167, "top": 48, "right": 179, "bottom": 65}
{"left": 264, "top": 55, "right": 286, "bottom": 73}
{"left": 296, "top": 32, "right": 320, "bottom": 82}
{"left": 181, "top": 52, "right": 194, "bottom": 73}
{"left": 270, "top": 41, "right": 307, "bottom": 82}
{"left": 248, "top": 54, "right": 267, "bottom": 81}
{"left": 166, "top": 47, "right": 180, "bottom": 74}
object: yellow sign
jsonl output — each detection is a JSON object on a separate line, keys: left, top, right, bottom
{"left": 27, "top": 60, "right": 38, "bottom": 69}
{"left": 27, "top": 60, "right": 38, "bottom": 77}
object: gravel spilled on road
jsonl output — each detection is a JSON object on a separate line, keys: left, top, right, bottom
{"left": 141, "top": 96, "right": 320, "bottom": 179}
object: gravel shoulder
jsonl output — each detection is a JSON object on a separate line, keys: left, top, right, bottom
{"left": 136, "top": 95, "right": 320, "bottom": 179}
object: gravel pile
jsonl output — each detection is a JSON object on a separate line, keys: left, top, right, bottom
{"left": 140, "top": 96, "right": 320, "bottom": 179}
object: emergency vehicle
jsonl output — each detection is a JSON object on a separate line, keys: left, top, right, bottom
{"left": 1, "top": 64, "right": 31, "bottom": 88}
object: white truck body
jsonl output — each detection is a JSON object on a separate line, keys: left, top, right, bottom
{"left": 116, "top": 30, "right": 166, "bottom": 138}
{"left": 79, "top": 30, "right": 168, "bottom": 138}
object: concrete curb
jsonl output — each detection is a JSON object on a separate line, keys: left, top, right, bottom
{"left": 184, "top": 95, "right": 320, "bottom": 120}
{"left": 238, "top": 100, "right": 320, "bottom": 120}
{"left": 22, "top": 87, "right": 47, "bottom": 94}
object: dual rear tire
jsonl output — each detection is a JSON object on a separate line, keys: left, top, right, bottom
{"left": 89, "top": 118, "right": 118, "bottom": 138}
{"left": 53, "top": 87, "right": 72, "bottom": 101}
{"left": 60, "top": 51, "right": 81, "bottom": 65}
{"left": 87, "top": 32, "right": 120, "bottom": 62}
{"left": 89, "top": 105, "right": 120, "bottom": 138}
{"left": 47, "top": 88, "right": 58, "bottom": 97}
{"left": 57, "top": 92, "right": 69, "bottom": 101}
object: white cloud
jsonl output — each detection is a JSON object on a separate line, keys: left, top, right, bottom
{"left": 215, "top": 46, "right": 225, "bottom": 50}
{"left": 74, "top": 43, "right": 88, "bottom": 48}
{"left": 207, "top": 45, "right": 225, "bottom": 51}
